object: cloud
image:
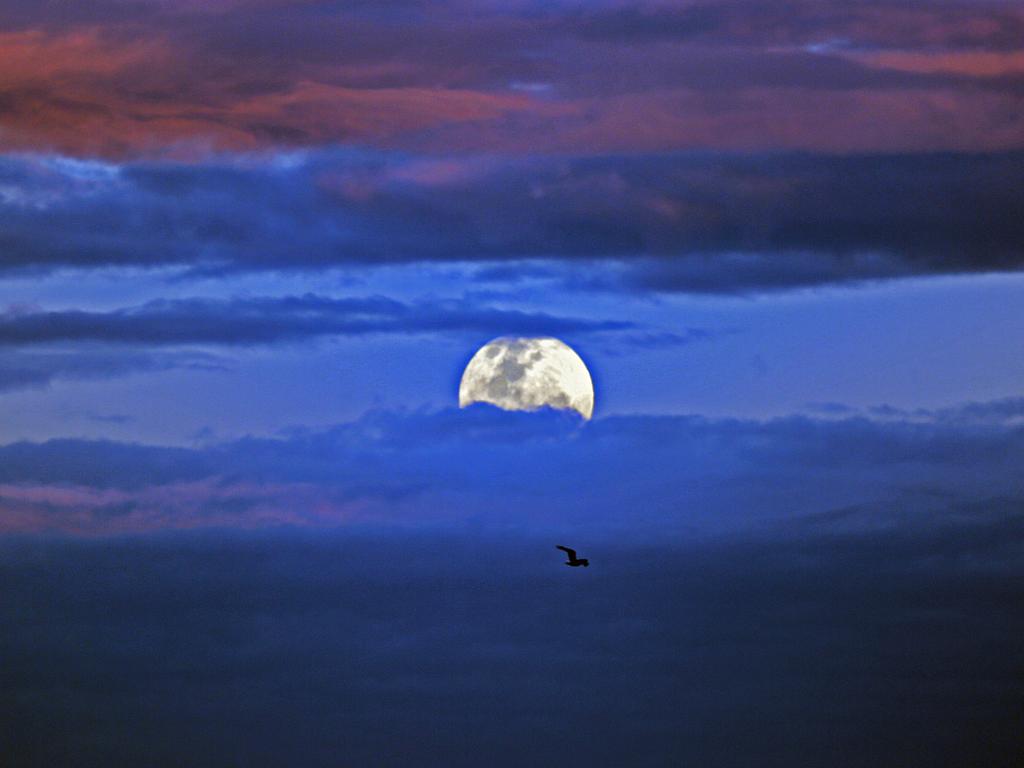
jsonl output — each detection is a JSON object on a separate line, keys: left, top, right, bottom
{"left": 804, "top": 397, "right": 1024, "bottom": 426}
{"left": 0, "top": 294, "right": 634, "bottom": 348}
{"left": 0, "top": 293, "right": 680, "bottom": 394}
{"left": 2, "top": 403, "right": 1023, "bottom": 535}
{"left": 83, "top": 411, "right": 134, "bottom": 424}
{"left": 0, "top": 348, "right": 225, "bottom": 392}
{"left": 0, "top": 438, "right": 210, "bottom": 490}
{"left": 561, "top": 2, "right": 1024, "bottom": 52}
{"left": 866, "top": 397, "right": 1024, "bottom": 426}
{"left": 0, "top": 21, "right": 537, "bottom": 157}
{"left": 0, "top": 1, "right": 1021, "bottom": 156}
{"left": 2, "top": 150, "right": 1021, "bottom": 292}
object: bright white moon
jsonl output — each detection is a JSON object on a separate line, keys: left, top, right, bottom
{"left": 459, "top": 337, "right": 595, "bottom": 419}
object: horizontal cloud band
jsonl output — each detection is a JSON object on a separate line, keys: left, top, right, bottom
{"left": 1, "top": 403, "right": 1022, "bottom": 535}
{"left": 0, "top": 294, "right": 631, "bottom": 347}
{"left": 2, "top": 150, "right": 1023, "bottom": 292}
{"left": 0, "top": 1, "right": 1022, "bottom": 156}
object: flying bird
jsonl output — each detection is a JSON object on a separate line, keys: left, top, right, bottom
{"left": 556, "top": 545, "right": 589, "bottom": 567}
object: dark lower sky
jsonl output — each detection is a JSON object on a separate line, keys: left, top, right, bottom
{"left": 4, "top": 521, "right": 1022, "bottom": 768}
{"left": 1, "top": 1, "right": 1023, "bottom": 765}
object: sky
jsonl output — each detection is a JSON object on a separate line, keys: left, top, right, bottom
{"left": 1, "top": 1, "right": 1023, "bottom": 765}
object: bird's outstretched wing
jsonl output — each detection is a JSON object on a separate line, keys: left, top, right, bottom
{"left": 556, "top": 545, "right": 577, "bottom": 559}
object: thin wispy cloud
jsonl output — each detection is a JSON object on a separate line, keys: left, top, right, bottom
{"left": 0, "top": 294, "right": 634, "bottom": 346}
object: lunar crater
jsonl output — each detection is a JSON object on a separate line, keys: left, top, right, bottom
{"left": 459, "top": 337, "right": 594, "bottom": 420}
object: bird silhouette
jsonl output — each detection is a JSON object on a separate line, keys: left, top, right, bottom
{"left": 556, "top": 545, "right": 589, "bottom": 567}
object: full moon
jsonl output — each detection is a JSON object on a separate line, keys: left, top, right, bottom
{"left": 458, "top": 337, "right": 595, "bottom": 419}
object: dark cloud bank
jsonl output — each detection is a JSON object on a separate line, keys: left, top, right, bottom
{"left": 2, "top": 150, "right": 1022, "bottom": 292}
{"left": 1, "top": 407, "right": 1023, "bottom": 765}
{"left": 0, "top": 294, "right": 630, "bottom": 347}
{"left": 0, "top": 294, "right": 703, "bottom": 393}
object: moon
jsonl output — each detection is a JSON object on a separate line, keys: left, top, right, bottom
{"left": 458, "top": 337, "right": 594, "bottom": 419}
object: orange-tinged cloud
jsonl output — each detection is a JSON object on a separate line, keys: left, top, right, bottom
{"left": 411, "top": 87, "right": 1024, "bottom": 155}
{"left": 0, "top": 28, "right": 161, "bottom": 81}
{"left": 1, "top": 6, "right": 1023, "bottom": 158}
{"left": 231, "top": 80, "right": 535, "bottom": 141}
{"left": 852, "top": 50, "right": 1024, "bottom": 77}
{"left": 0, "top": 28, "right": 535, "bottom": 157}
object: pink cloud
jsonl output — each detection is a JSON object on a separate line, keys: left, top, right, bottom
{"left": 0, "top": 28, "right": 161, "bottom": 80}
{"left": 0, "top": 480, "right": 369, "bottom": 536}
{"left": 407, "top": 86, "right": 1024, "bottom": 154}
{"left": 851, "top": 50, "right": 1024, "bottom": 77}
{"left": 0, "top": 4, "right": 1022, "bottom": 158}
{"left": 0, "top": 28, "right": 536, "bottom": 158}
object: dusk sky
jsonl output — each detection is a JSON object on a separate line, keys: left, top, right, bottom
{"left": 2, "top": 1, "right": 1023, "bottom": 765}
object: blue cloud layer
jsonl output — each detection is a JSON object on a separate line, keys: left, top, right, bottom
{"left": 2, "top": 404, "right": 1022, "bottom": 534}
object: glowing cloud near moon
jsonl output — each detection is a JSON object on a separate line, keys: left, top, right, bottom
{"left": 458, "top": 337, "right": 595, "bottom": 419}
